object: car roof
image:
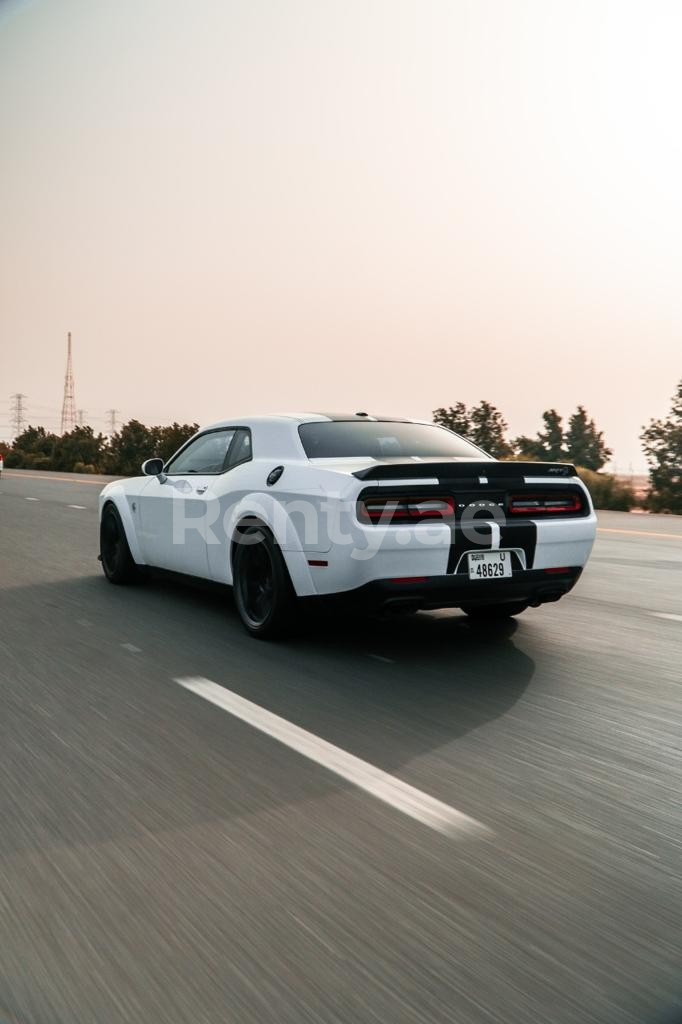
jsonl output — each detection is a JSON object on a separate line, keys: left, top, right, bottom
{"left": 191, "top": 414, "right": 459, "bottom": 462}
{"left": 204, "top": 412, "right": 415, "bottom": 430}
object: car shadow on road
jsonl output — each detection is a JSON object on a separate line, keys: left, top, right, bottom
{"left": 2, "top": 571, "right": 537, "bottom": 854}
{"left": 131, "top": 569, "right": 536, "bottom": 737}
{"left": 105, "top": 569, "right": 537, "bottom": 767}
{"left": 5, "top": 567, "right": 537, "bottom": 756}
{"left": 276, "top": 606, "right": 536, "bottom": 758}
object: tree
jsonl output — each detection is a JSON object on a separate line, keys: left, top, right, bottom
{"left": 12, "top": 425, "right": 58, "bottom": 457}
{"left": 52, "top": 425, "right": 107, "bottom": 472}
{"left": 433, "top": 401, "right": 512, "bottom": 457}
{"left": 515, "top": 409, "right": 566, "bottom": 461}
{"left": 105, "top": 420, "right": 157, "bottom": 476}
{"left": 9, "top": 425, "right": 60, "bottom": 468}
{"left": 514, "top": 435, "right": 543, "bottom": 459}
{"left": 433, "top": 403, "right": 470, "bottom": 436}
{"left": 104, "top": 420, "right": 200, "bottom": 474}
{"left": 641, "top": 381, "right": 682, "bottom": 513}
{"left": 156, "top": 422, "right": 200, "bottom": 463}
{"left": 537, "top": 409, "right": 565, "bottom": 460}
{"left": 564, "top": 406, "right": 612, "bottom": 471}
{"left": 468, "top": 401, "right": 513, "bottom": 457}
{"left": 3, "top": 419, "right": 200, "bottom": 474}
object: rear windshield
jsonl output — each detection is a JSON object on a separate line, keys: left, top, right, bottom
{"left": 298, "top": 421, "right": 489, "bottom": 460}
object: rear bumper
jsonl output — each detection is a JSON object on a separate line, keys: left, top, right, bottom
{"left": 295, "top": 510, "right": 597, "bottom": 597}
{"left": 334, "top": 567, "right": 583, "bottom": 613}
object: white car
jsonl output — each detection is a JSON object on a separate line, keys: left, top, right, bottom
{"left": 99, "top": 413, "right": 597, "bottom": 638}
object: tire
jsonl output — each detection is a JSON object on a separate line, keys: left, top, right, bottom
{"left": 461, "top": 600, "right": 529, "bottom": 620}
{"left": 100, "top": 504, "right": 140, "bottom": 584}
{"left": 232, "top": 524, "right": 297, "bottom": 639}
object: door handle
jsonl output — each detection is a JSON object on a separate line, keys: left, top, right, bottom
{"left": 196, "top": 485, "right": 209, "bottom": 495}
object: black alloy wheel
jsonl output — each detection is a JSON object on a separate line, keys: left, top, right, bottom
{"left": 233, "top": 524, "right": 296, "bottom": 638}
{"left": 100, "top": 504, "right": 139, "bottom": 584}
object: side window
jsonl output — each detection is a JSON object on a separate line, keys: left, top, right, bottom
{"left": 228, "top": 428, "right": 252, "bottom": 468}
{"left": 166, "top": 429, "right": 235, "bottom": 475}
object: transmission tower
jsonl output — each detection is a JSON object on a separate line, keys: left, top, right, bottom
{"left": 106, "top": 408, "right": 120, "bottom": 435}
{"left": 10, "top": 393, "right": 27, "bottom": 437}
{"left": 60, "top": 331, "right": 76, "bottom": 434}
{"left": 77, "top": 409, "right": 87, "bottom": 426}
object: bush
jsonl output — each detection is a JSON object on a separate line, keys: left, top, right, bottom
{"left": 577, "top": 467, "right": 635, "bottom": 511}
{"left": 4, "top": 420, "right": 199, "bottom": 475}
{"left": 23, "top": 453, "right": 52, "bottom": 471}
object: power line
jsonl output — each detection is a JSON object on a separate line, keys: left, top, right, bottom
{"left": 10, "top": 393, "right": 27, "bottom": 437}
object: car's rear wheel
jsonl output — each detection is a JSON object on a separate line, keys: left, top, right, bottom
{"left": 100, "top": 504, "right": 139, "bottom": 584}
{"left": 232, "top": 524, "right": 297, "bottom": 639}
{"left": 461, "top": 600, "right": 529, "bottom": 620}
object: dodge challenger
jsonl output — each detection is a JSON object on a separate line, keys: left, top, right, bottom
{"left": 98, "top": 413, "right": 597, "bottom": 637}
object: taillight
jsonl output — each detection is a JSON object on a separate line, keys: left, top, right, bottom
{"left": 508, "top": 492, "right": 583, "bottom": 515}
{"left": 358, "top": 495, "right": 455, "bottom": 524}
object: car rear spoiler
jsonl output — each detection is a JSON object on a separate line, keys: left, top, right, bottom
{"left": 352, "top": 461, "right": 578, "bottom": 481}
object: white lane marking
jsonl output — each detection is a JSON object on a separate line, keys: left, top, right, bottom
{"left": 651, "top": 612, "right": 682, "bottom": 623}
{"left": 121, "top": 642, "right": 142, "bottom": 653}
{"left": 368, "top": 653, "right": 395, "bottom": 664}
{"left": 67, "top": 504, "right": 87, "bottom": 510}
{"left": 24, "top": 496, "right": 40, "bottom": 501}
{"left": 175, "top": 677, "right": 490, "bottom": 837}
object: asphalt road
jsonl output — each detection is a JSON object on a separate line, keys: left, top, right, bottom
{"left": 1, "top": 468, "right": 681, "bottom": 1024}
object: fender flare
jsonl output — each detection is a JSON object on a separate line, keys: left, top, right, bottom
{"left": 99, "top": 488, "right": 146, "bottom": 565}
{"left": 227, "top": 492, "right": 315, "bottom": 596}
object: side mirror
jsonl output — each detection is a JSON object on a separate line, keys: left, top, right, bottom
{"left": 142, "top": 458, "right": 165, "bottom": 477}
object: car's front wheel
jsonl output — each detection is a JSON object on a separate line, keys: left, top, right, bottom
{"left": 100, "top": 504, "right": 139, "bottom": 584}
{"left": 461, "top": 600, "right": 529, "bottom": 620}
{"left": 232, "top": 524, "right": 297, "bottom": 639}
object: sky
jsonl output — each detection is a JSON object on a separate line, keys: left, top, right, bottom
{"left": 1, "top": 0, "right": 681, "bottom": 471}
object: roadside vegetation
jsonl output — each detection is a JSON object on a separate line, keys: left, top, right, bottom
{"left": 640, "top": 381, "right": 682, "bottom": 514}
{"left": 433, "top": 390, "right": 682, "bottom": 513}
{"left": 573, "top": 468, "right": 635, "bottom": 512}
{"left": 0, "top": 421, "right": 198, "bottom": 476}
{"left": 434, "top": 401, "right": 612, "bottom": 469}
{"left": 2, "top": 382, "right": 680, "bottom": 513}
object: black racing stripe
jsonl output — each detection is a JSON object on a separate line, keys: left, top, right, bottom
{"left": 499, "top": 521, "right": 538, "bottom": 569}
{"left": 447, "top": 520, "right": 538, "bottom": 573}
{"left": 447, "top": 522, "right": 493, "bottom": 573}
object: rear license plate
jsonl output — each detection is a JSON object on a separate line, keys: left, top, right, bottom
{"left": 468, "top": 550, "right": 512, "bottom": 580}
